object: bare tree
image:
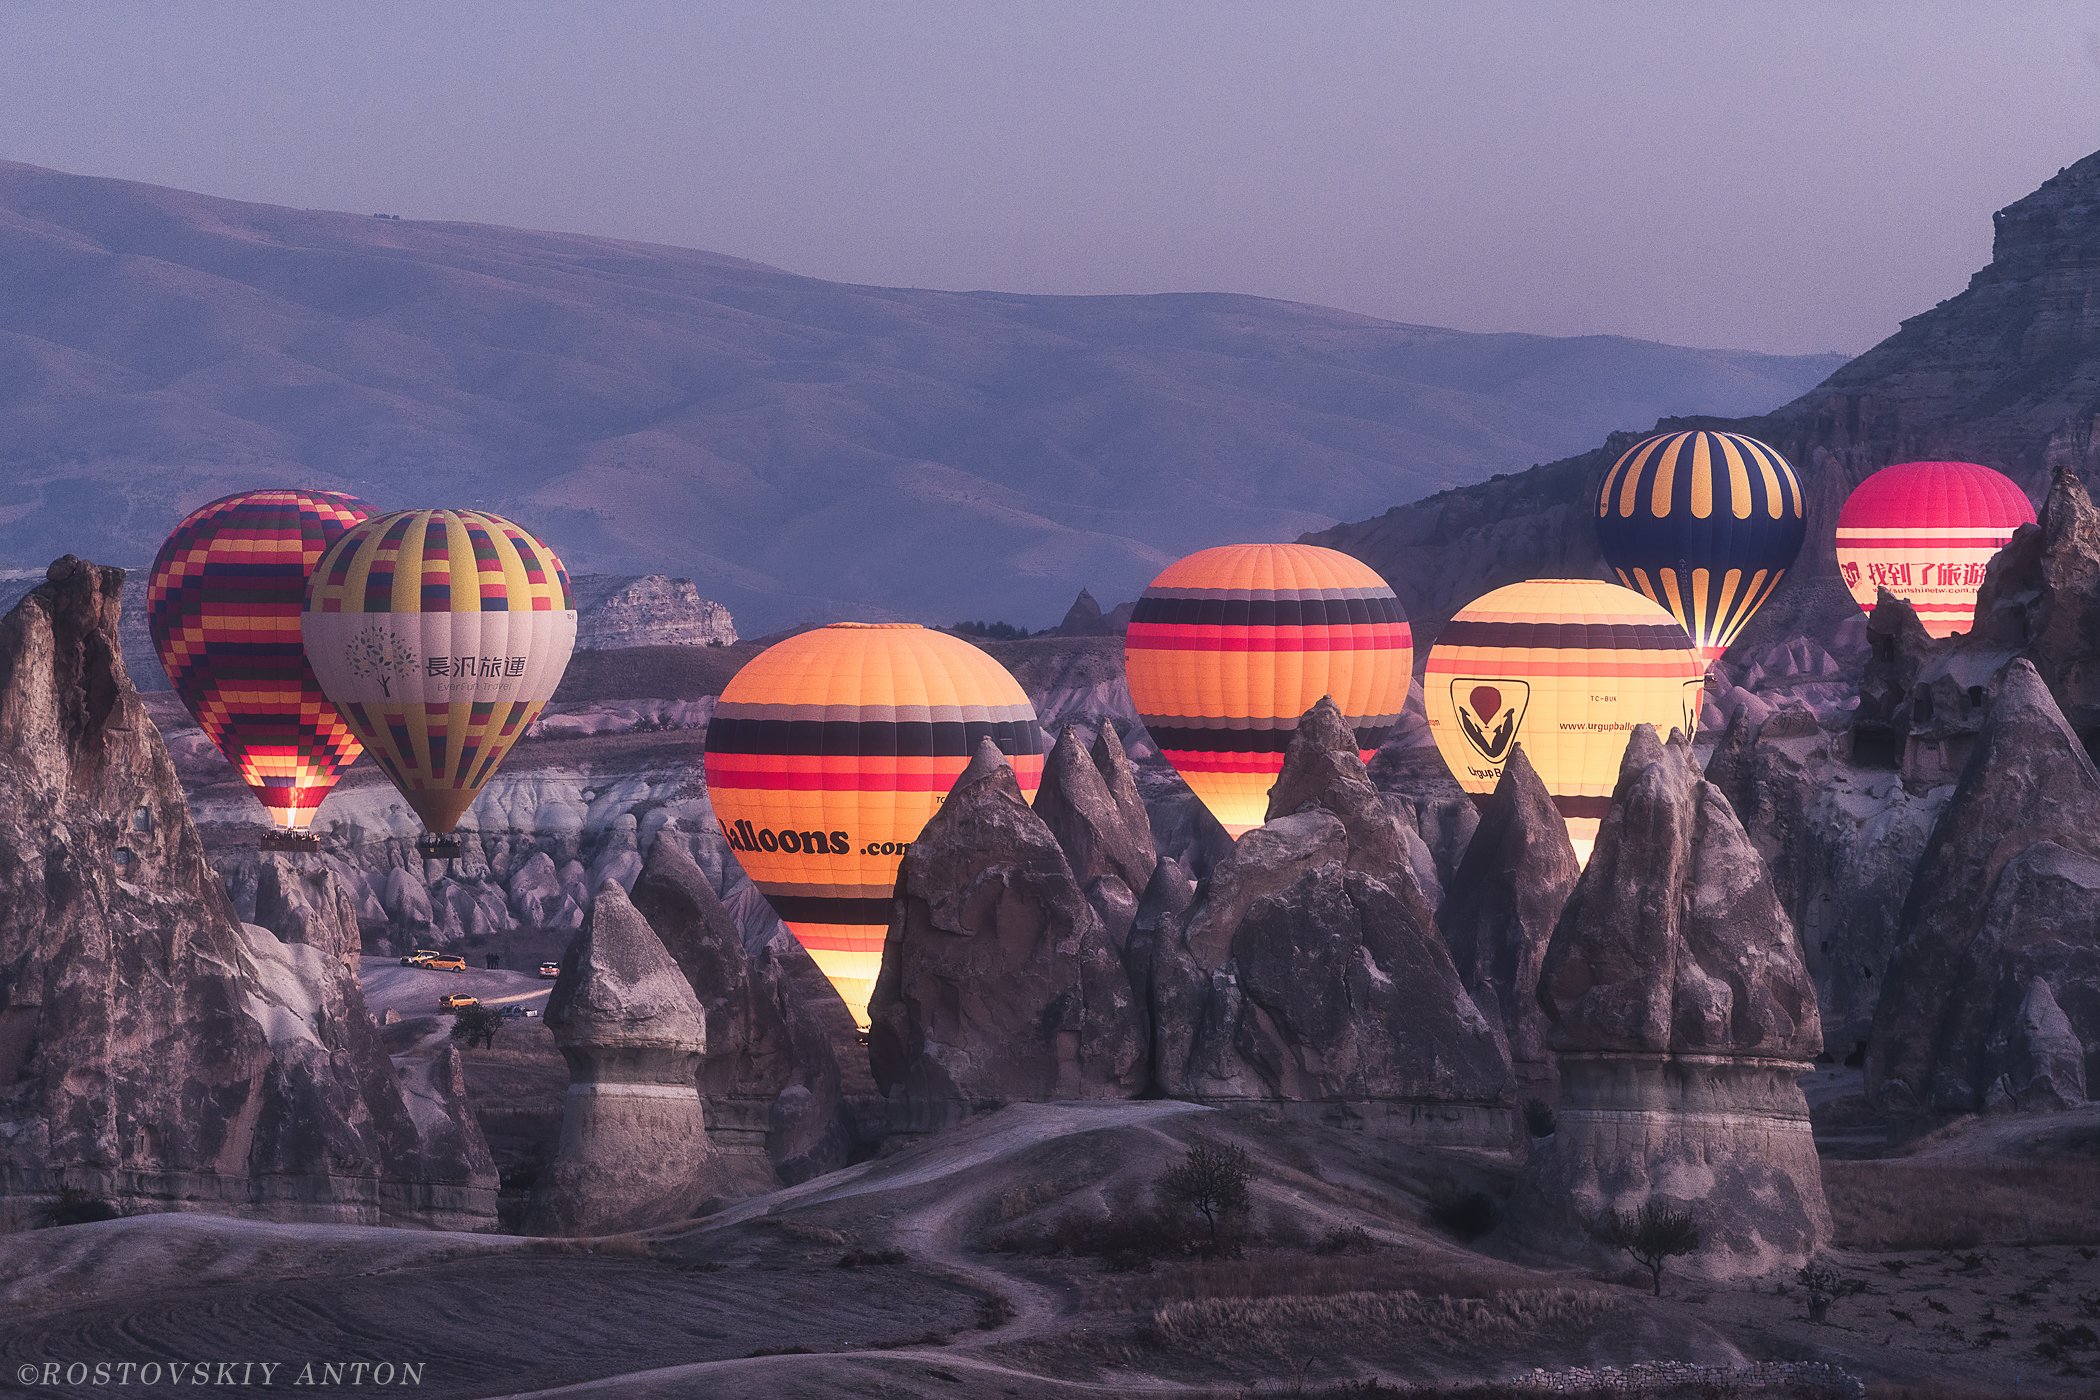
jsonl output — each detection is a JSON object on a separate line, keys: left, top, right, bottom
{"left": 1159, "top": 1140, "right": 1253, "bottom": 1257}
{"left": 1596, "top": 1199, "right": 1701, "bottom": 1297}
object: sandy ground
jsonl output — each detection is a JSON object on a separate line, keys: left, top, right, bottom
{"left": 11, "top": 1098, "right": 2099, "bottom": 1399}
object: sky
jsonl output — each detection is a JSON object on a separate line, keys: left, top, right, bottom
{"left": 3, "top": 2, "right": 2098, "bottom": 356}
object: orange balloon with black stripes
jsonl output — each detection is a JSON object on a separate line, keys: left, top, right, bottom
{"left": 702, "top": 623, "right": 1046, "bottom": 1028}
{"left": 1123, "top": 543, "right": 1412, "bottom": 838}
{"left": 302, "top": 509, "right": 577, "bottom": 838}
{"left": 1593, "top": 430, "right": 1807, "bottom": 666}
{"left": 1425, "top": 578, "right": 1704, "bottom": 865}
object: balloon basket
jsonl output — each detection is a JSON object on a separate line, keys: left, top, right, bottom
{"left": 417, "top": 833, "right": 464, "bottom": 860}
{"left": 260, "top": 829, "right": 322, "bottom": 852}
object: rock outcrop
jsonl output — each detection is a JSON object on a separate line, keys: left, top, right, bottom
{"left": 574, "top": 575, "right": 737, "bottom": 650}
{"left": 868, "top": 741, "right": 1147, "bottom": 1131}
{"left": 1867, "top": 662, "right": 2100, "bottom": 1112}
{"left": 527, "top": 882, "right": 723, "bottom": 1234}
{"left": 218, "top": 850, "right": 365, "bottom": 966}
{"left": 0, "top": 558, "right": 494, "bottom": 1230}
{"left": 629, "top": 833, "right": 859, "bottom": 1187}
{"left": 1148, "top": 702, "right": 1512, "bottom": 1135}
{"left": 1516, "top": 726, "right": 1829, "bottom": 1279}
{"left": 1436, "top": 745, "right": 1580, "bottom": 1093}
{"left": 1032, "top": 722, "right": 1157, "bottom": 947}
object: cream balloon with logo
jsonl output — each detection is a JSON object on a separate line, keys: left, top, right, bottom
{"left": 1426, "top": 578, "right": 1704, "bottom": 864}
{"left": 303, "top": 509, "right": 577, "bottom": 842}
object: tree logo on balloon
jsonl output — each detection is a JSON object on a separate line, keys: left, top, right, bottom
{"left": 342, "top": 625, "right": 417, "bottom": 698}
{"left": 1452, "top": 679, "right": 1528, "bottom": 763}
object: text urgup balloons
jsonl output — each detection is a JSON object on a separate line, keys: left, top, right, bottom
{"left": 147, "top": 489, "right": 372, "bottom": 836}
{"left": 1594, "top": 430, "right": 1806, "bottom": 667}
{"left": 302, "top": 509, "right": 577, "bottom": 846}
{"left": 703, "top": 622, "right": 1046, "bottom": 1028}
{"left": 1426, "top": 578, "right": 1703, "bottom": 865}
{"left": 1835, "top": 460, "right": 2036, "bottom": 638}
{"left": 1123, "top": 543, "right": 1411, "bottom": 838}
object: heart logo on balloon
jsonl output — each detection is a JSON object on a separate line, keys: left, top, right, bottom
{"left": 1452, "top": 678, "right": 1529, "bottom": 764}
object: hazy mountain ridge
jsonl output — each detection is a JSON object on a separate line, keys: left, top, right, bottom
{"left": 0, "top": 160, "right": 1840, "bottom": 629}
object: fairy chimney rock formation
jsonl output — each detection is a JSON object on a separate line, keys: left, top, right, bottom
{"left": 0, "top": 557, "right": 494, "bottom": 1229}
{"left": 1033, "top": 722, "right": 1158, "bottom": 947}
{"left": 1150, "top": 700, "right": 1512, "bottom": 1134}
{"left": 628, "top": 831, "right": 857, "bottom": 1187}
{"left": 1264, "top": 696, "right": 1421, "bottom": 888}
{"left": 868, "top": 739, "right": 1146, "bottom": 1132}
{"left": 1516, "top": 725, "right": 1829, "bottom": 1279}
{"left": 527, "top": 881, "right": 723, "bottom": 1234}
{"left": 1436, "top": 744, "right": 1580, "bottom": 1094}
{"left": 1867, "top": 661, "right": 2100, "bottom": 1113}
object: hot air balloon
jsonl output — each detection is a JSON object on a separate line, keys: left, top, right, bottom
{"left": 1123, "top": 543, "right": 1411, "bottom": 838}
{"left": 1594, "top": 429, "right": 1806, "bottom": 666}
{"left": 1425, "top": 578, "right": 1703, "bottom": 865}
{"left": 301, "top": 509, "right": 576, "bottom": 855}
{"left": 1835, "top": 460, "right": 2036, "bottom": 638}
{"left": 703, "top": 623, "right": 1045, "bottom": 1028}
{"left": 147, "top": 489, "right": 372, "bottom": 844}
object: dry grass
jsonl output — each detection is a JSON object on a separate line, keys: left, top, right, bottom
{"left": 1149, "top": 1286, "right": 1621, "bottom": 1359}
{"left": 1827, "top": 1157, "right": 2100, "bottom": 1249}
{"left": 1087, "top": 1245, "right": 1528, "bottom": 1313}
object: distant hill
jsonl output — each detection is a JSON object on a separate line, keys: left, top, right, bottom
{"left": 1309, "top": 147, "right": 2100, "bottom": 652}
{"left": 0, "top": 161, "right": 1841, "bottom": 630}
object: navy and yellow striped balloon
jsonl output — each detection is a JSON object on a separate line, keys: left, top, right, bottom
{"left": 1594, "top": 430, "right": 1807, "bottom": 666}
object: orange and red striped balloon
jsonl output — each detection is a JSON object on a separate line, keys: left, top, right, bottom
{"left": 702, "top": 623, "right": 1046, "bottom": 1027}
{"left": 1835, "top": 461, "right": 2035, "bottom": 638}
{"left": 1425, "top": 578, "right": 1704, "bottom": 865}
{"left": 1123, "top": 543, "right": 1411, "bottom": 838}
{"left": 147, "top": 489, "right": 372, "bottom": 833}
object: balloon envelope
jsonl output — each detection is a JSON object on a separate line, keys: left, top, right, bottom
{"left": 1594, "top": 430, "right": 1807, "bottom": 666}
{"left": 147, "top": 489, "right": 372, "bottom": 832}
{"left": 1835, "top": 460, "right": 2035, "bottom": 638}
{"left": 1123, "top": 543, "right": 1411, "bottom": 838}
{"left": 302, "top": 509, "right": 576, "bottom": 835}
{"left": 702, "top": 622, "right": 1046, "bottom": 1028}
{"left": 1425, "top": 578, "right": 1703, "bottom": 865}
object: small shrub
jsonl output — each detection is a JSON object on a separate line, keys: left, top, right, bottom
{"left": 975, "top": 1294, "right": 1017, "bottom": 1330}
{"left": 450, "top": 1004, "right": 503, "bottom": 1050}
{"left": 1796, "top": 1261, "right": 1868, "bottom": 1323}
{"left": 1521, "top": 1098, "right": 1556, "bottom": 1139}
{"left": 40, "top": 1189, "right": 120, "bottom": 1228}
{"left": 1594, "top": 1199, "right": 1701, "bottom": 1297}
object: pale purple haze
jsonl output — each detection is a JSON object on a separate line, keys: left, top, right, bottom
{"left": 3, "top": 1, "right": 2098, "bottom": 354}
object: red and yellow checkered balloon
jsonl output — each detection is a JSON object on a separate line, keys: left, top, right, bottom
{"left": 147, "top": 489, "right": 373, "bottom": 832}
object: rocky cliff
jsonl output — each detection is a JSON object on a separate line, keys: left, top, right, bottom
{"left": 0, "top": 558, "right": 493, "bottom": 1229}
{"left": 1867, "top": 662, "right": 2100, "bottom": 1113}
{"left": 572, "top": 575, "right": 738, "bottom": 651}
{"left": 1311, "top": 148, "right": 2100, "bottom": 649}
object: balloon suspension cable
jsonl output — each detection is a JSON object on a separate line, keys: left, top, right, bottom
{"left": 417, "top": 832, "right": 464, "bottom": 860}
{"left": 261, "top": 828, "right": 322, "bottom": 852}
